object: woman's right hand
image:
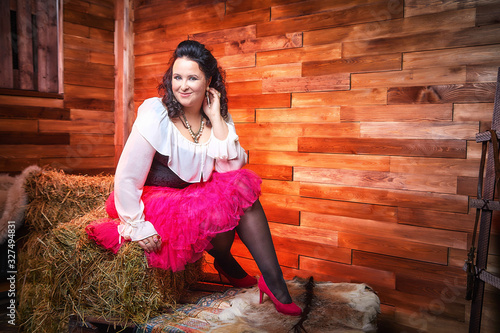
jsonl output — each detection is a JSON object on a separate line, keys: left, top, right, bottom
{"left": 137, "top": 234, "right": 162, "bottom": 253}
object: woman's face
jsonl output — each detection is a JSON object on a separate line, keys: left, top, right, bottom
{"left": 171, "top": 57, "right": 209, "bottom": 110}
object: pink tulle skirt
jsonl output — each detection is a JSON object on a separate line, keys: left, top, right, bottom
{"left": 86, "top": 169, "right": 261, "bottom": 272}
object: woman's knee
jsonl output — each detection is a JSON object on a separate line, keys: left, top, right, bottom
{"left": 209, "top": 230, "right": 235, "bottom": 254}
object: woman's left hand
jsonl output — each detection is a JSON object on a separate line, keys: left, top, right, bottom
{"left": 203, "top": 87, "right": 222, "bottom": 122}
{"left": 137, "top": 234, "right": 162, "bottom": 253}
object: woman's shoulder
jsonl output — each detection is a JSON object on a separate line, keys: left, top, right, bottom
{"left": 138, "top": 97, "right": 166, "bottom": 116}
{"left": 135, "top": 97, "right": 173, "bottom": 131}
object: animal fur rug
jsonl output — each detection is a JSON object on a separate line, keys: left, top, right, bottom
{"left": 142, "top": 277, "right": 380, "bottom": 333}
{"left": 0, "top": 165, "right": 41, "bottom": 244}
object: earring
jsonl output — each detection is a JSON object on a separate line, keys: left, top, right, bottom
{"left": 206, "top": 90, "right": 211, "bottom": 107}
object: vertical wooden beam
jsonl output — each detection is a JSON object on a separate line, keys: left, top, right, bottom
{"left": 57, "top": 0, "right": 63, "bottom": 94}
{"left": 35, "top": 0, "right": 48, "bottom": 92}
{"left": 46, "top": 0, "right": 57, "bottom": 92}
{"left": 0, "top": 0, "right": 14, "bottom": 88}
{"left": 36, "top": 0, "right": 58, "bottom": 93}
{"left": 115, "top": 0, "right": 134, "bottom": 165}
{"left": 17, "top": 0, "right": 34, "bottom": 90}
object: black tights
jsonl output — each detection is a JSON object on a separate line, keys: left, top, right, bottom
{"left": 208, "top": 199, "right": 292, "bottom": 303}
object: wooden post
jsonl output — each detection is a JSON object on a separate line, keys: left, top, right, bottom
{"left": 36, "top": 0, "right": 58, "bottom": 93}
{"left": 17, "top": 0, "right": 34, "bottom": 90}
{"left": 115, "top": 0, "right": 134, "bottom": 165}
{"left": 0, "top": 0, "right": 13, "bottom": 88}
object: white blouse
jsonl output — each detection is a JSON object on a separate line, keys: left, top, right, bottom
{"left": 114, "top": 97, "right": 248, "bottom": 242}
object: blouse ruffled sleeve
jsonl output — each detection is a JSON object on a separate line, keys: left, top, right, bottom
{"left": 207, "top": 114, "right": 248, "bottom": 172}
{"left": 114, "top": 99, "right": 162, "bottom": 242}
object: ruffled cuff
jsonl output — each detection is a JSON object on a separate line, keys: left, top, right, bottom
{"left": 117, "top": 220, "right": 158, "bottom": 242}
{"left": 207, "top": 130, "right": 240, "bottom": 160}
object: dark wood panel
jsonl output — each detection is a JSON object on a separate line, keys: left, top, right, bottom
{"left": 0, "top": 158, "right": 39, "bottom": 173}
{"left": 64, "top": 98, "right": 114, "bottom": 111}
{"left": 0, "top": 144, "right": 115, "bottom": 158}
{"left": 0, "top": 104, "right": 70, "bottom": 120}
{"left": 0, "top": 88, "right": 63, "bottom": 99}
{"left": 457, "top": 175, "right": 477, "bottom": 196}
{"left": 0, "top": 132, "right": 70, "bottom": 145}
{"left": 38, "top": 119, "right": 115, "bottom": 134}
{"left": 476, "top": 3, "right": 500, "bottom": 26}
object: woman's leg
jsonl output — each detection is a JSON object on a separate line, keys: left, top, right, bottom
{"left": 207, "top": 229, "right": 248, "bottom": 279}
{"left": 236, "top": 199, "right": 292, "bottom": 304}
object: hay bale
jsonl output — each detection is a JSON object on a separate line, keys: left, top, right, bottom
{"left": 23, "top": 169, "right": 114, "bottom": 231}
{"left": 18, "top": 172, "right": 203, "bottom": 332}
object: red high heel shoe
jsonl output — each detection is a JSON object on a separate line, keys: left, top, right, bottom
{"left": 258, "top": 276, "right": 302, "bottom": 316}
{"left": 214, "top": 261, "right": 257, "bottom": 288}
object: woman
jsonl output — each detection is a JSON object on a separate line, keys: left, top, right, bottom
{"left": 87, "top": 40, "right": 301, "bottom": 316}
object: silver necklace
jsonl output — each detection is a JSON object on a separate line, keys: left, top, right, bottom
{"left": 180, "top": 111, "right": 204, "bottom": 143}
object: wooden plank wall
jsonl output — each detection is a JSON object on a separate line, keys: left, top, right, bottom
{"left": 0, "top": 0, "right": 116, "bottom": 174}
{"left": 132, "top": 1, "right": 500, "bottom": 331}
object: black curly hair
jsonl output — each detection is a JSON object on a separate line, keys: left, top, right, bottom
{"left": 158, "top": 40, "right": 228, "bottom": 126}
